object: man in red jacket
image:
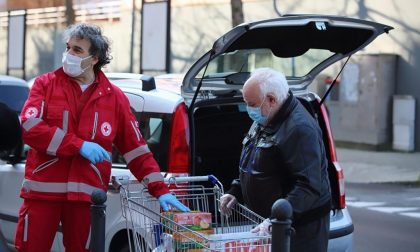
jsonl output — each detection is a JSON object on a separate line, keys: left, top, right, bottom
{"left": 15, "top": 23, "right": 189, "bottom": 252}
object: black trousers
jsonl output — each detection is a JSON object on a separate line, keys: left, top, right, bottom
{"left": 290, "top": 213, "right": 330, "bottom": 252}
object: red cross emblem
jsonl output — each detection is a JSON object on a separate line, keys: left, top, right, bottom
{"left": 101, "top": 122, "right": 112, "bottom": 137}
{"left": 24, "top": 107, "right": 38, "bottom": 119}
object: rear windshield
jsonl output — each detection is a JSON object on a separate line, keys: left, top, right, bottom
{"left": 0, "top": 85, "right": 29, "bottom": 112}
{"left": 198, "top": 48, "right": 334, "bottom": 79}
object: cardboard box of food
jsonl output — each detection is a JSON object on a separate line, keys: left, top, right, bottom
{"left": 162, "top": 211, "right": 212, "bottom": 232}
{"left": 173, "top": 229, "right": 214, "bottom": 250}
{"left": 173, "top": 228, "right": 214, "bottom": 242}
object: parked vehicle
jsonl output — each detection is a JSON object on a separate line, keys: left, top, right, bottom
{"left": 0, "top": 15, "right": 392, "bottom": 251}
{"left": 0, "top": 75, "right": 29, "bottom": 165}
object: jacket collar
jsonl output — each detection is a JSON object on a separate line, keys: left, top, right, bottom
{"left": 56, "top": 68, "right": 113, "bottom": 98}
{"left": 90, "top": 70, "right": 113, "bottom": 99}
{"left": 262, "top": 90, "right": 297, "bottom": 134}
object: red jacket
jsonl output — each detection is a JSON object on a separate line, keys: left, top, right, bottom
{"left": 20, "top": 68, "right": 169, "bottom": 202}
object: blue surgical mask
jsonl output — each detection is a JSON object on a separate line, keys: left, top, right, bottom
{"left": 246, "top": 106, "right": 268, "bottom": 125}
{"left": 246, "top": 97, "right": 268, "bottom": 125}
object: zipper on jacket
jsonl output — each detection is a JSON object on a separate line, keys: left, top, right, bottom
{"left": 91, "top": 112, "right": 98, "bottom": 140}
{"left": 23, "top": 213, "right": 28, "bottom": 242}
{"left": 89, "top": 163, "right": 104, "bottom": 185}
{"left": 32, "top": 158, "right": 59, "bottom": 174}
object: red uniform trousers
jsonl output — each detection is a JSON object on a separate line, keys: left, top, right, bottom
{"left": 15, "top": 199, "right": 91, "bottom": 252}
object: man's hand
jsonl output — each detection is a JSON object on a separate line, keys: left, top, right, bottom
{"left": 219, "top": 194, "right": 237, "bottom": 216}
{"left": 158, "top": 193, "right": 190, "bottom": 212}
{"left": 80, "top": 141, "right": 110, "bottom": 164}
{"left": 251, "top": 218, "right": 272, "bottom": 236}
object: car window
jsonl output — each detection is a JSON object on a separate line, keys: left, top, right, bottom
{"left": 112, "top": 110, "right": 171, "bottom": 171}
{"left": 0, "top": 85, "right": 29, "bottom": 113}
{"left": 148, "top": 118, "right": 163, "bottom": 144}
{"left": 198, "top": 48, "right": 334, "bottom": 79}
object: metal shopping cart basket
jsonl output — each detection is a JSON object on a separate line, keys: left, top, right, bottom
{"left": 117, "top": 175, "right": 272, "bottom": 252}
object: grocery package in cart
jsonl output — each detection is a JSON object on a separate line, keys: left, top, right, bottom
{"left": 117, "top": 175, "right": 271, "bottom": 251}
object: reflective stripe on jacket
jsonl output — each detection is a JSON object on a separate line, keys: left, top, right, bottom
{"left": 20, "top": 68, "right": 169, "bottom": 202}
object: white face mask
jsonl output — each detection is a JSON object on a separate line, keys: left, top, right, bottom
{"left": 62, "top": 52, "right": 92, "bottom": 77}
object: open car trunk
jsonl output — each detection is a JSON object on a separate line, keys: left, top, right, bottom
{"left": 190, "top": 98, "right": 252, "bottom": 189}
{"left": 190, "top": 96, "right": 341, "bottom": 210}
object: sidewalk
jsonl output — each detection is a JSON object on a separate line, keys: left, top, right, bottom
{"left": 336, "top": 147, "right": 420, "bottom": 184}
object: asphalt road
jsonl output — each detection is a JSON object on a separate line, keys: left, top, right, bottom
{"left": 346, "top": 182, "right": 420, "bottom": 252}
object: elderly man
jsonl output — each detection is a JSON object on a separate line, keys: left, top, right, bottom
{"left": 220, "top": 68, "right": 331, "bottom": 252}
{"left": 15, "top": 23, "right": 188, "bottom": 252}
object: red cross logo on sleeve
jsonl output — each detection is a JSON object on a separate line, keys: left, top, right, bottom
{"left": 101, "top": 122, "right": 112, "bottom": 137}
{"left": 24, "top": 107, "right": 39, "bottom": 119}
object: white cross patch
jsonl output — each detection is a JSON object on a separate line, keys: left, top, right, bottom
{"left": 101, "top": 122, "right": 112, "bottom": 137}
{"left": 24, "top": 107, "right": 38, "bottom": 119}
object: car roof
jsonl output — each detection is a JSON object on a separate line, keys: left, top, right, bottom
{"left": 105, "top": 72, "right": 184, "bottom": 94}
{"left": 110, "top": 78, "right": 183, "bottom": 114}
{"left": 0, "top": 75, "right": 28, "bottom": 87}
{"left": 104, "top": 72, "right": 146, "bottom": 81}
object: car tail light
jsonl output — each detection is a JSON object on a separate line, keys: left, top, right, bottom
{"left": 319, "top": 103, "right": 346, "bottom": 208}
{"left": 167, "top": 103, "right": 190, "bottom": 174}
{"left": 334, "top": 162, "right": 346, "bottom": 208}
{"left": 319, "top": 104, "right": 337, "bottom": 162}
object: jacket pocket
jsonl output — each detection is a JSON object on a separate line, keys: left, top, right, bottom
{"left": 256, "top": 139, "right": 275, "bottom": 148}
{"left": 23, "top": 212, "right": 29, "bottom": 242}
{"left": 91, "top": 112, "right": 99, "bottom": 140}
{"left": 85, "top": 225, "right": 91, "bottom": 250}
{"left": 254, "top": 140, "right": 277, "bottom": 173}
{"left": 32, "top": 158, "right": 59, "bottom": 174}
{"left": 90, "top": 163, "right": 104, "bottom": 185}
{"left": 39, "top": 100, "right": 45, "bottom": 119}
{"left": 242, "top": 135, "right": 251, "bottom": 145}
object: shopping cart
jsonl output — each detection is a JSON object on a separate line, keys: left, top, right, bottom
{"left": 117, "top": 175, "right": 272, "bottom": 252}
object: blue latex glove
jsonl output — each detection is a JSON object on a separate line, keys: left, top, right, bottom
{"left": 80, "top": 141, "right": 110, "bottom": 164}
{"left": 158, "top": 193, "right": 190, "bottom": 212}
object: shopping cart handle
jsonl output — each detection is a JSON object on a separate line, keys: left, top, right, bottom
{"left": 208, "top": 175, "right": 218, "bottom": 184}
{"left": 164, "top": 175, "right": 220, "bottom": 184}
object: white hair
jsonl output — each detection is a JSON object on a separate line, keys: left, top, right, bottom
{"left": 249, "top": 68, "right": 289, "bottom": 104}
